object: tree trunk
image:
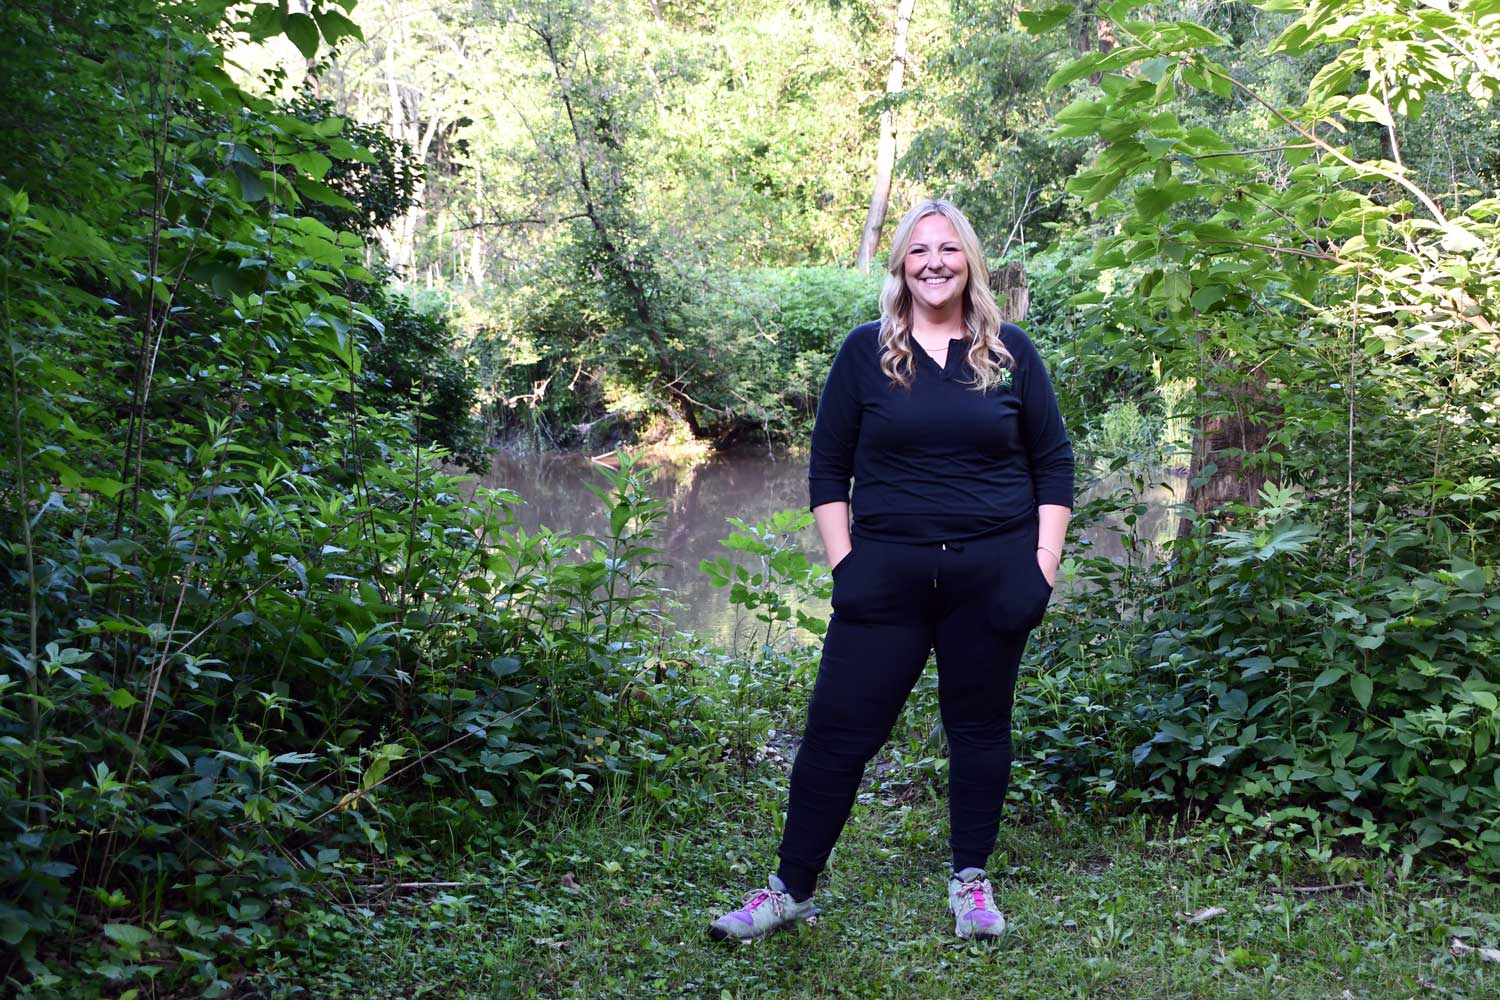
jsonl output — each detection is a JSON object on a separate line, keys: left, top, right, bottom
{"left": 469, "top": 161, "right": 485, "bottom": 288}
{"left": 990, "top": 261, "right": 1029, "bottom": 324}
{"left": 1076, "top": 2, "right": 1118, "bottom": 85}
{"left": 538, "top": 28, "right": 707, "bottom": 439}
{"left": 854, "top": 0, "right": 918, "bottom": 273}
{"left": 1176, "top": 359, "right": 1280, "bottom": 539}
{"left": 378, "top": 22, "right": 443, "bottom": 280}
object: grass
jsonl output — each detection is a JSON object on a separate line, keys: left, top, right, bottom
{"left": 279, "top": 772, "right": 1500, "bottom": 1000}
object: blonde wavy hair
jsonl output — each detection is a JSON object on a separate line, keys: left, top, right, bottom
{"left": 878, "top": 199, "right": 1014, "bottom": 391}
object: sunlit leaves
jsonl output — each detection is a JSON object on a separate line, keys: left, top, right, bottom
{"left": 1017, "top": 3, "right": 1075, "bottom": 34}
{"left": 312, "top": 7, "right": 364, "bottom": 47}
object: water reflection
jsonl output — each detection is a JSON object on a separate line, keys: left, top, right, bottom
{"left": 473, "top": 449, "right": 1179, "bottom": 643}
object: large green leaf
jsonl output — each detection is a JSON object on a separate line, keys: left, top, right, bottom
{"left": 284, "top": 11, "right": 319, "bottom": 59}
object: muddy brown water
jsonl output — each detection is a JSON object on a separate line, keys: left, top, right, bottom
{"left": 474, "top": 448, "right": 1179, "bottom": 645}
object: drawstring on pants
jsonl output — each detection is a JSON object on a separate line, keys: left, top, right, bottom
{"left": 935, "top": 540, "right": 964, "bottom": 588}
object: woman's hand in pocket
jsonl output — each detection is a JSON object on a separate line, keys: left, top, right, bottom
{"left": 830, "top": 546, "right": 854, "bottom": 574}
{"left": 1036, "top": 547, "right": 1059, "bottom": 588}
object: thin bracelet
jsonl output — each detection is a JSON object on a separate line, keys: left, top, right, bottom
{"left": 1037, "top": 544, "right": 1062, "bottom": 561}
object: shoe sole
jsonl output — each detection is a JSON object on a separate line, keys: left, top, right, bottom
{"left": 707, "top": 909, "right": 820, "bottom": 944}
{"left": 952, "top": 914, "right": 1006, "bottom": 939}
{"left": 951, "top": 903, "right": 1006, "bottom": 940}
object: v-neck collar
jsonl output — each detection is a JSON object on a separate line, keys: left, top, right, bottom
{"left": 916, "top": 336, "right": 967, "bottom": 378}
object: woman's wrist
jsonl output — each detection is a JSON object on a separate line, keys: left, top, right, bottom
{"left": 1036, "top": 545, "right": 1059, "bottom": 586}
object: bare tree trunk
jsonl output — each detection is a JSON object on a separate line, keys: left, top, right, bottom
{"left": 990, "top": 261, "right": 1029, "bottom": 324}
{"left": 1076, "top": 2, "right": 1118, "bottom": 84}
{"left": 469, "top": 161, "right": 485, "bottom": 288}
{"left": 293, "top": 0, "right": 317, "bottom": 91}
{"left": 855, "top": 0, "right": 918, "bottom": 273}
{"left": 1176, "top": 358, "right": 1280, "bottom": 539}
{"left": 378, "top": 18, "right": 444, "bottom": 280}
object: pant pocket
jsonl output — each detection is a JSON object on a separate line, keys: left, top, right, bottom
{"left": 830, "top": 545, "right": 861, "bottom": 615}
{"left": 987, "top": 546, "right": 1052, "bottom": 634}
{"left": 1021, "top": 557, "right": 1055, "bottom": 630}
{"left": 830, "top": 542, "right": 892, "bottom": 622}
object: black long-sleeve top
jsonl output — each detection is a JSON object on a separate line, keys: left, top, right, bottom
{"left": 808, "top": 320, "right": 1075, "bottom": 544}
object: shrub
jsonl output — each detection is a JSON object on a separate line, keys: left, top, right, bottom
{"left": 361, "top": 290, "right": 486, "bottom": 472}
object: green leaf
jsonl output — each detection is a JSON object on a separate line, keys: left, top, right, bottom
{"left": 1310, "top": 667, "right": 1345, "bottom": 692}
{"left": 287, "top": 150, "right": 333, "bottom": 179}
{"left": 232, "top": 163, "right": 267, "bottom": 203}
{"left": 1054, "top": 99, "right": 1111, "bottom": 138}
{"left": 1201, "top": 59, "right": 1233, "bottom": 99}
{"left": 285, "top": 12, "right": 319, "bottom": 59}
{"left": 488, "top": 656, "right": 521, "bottom": 678}
{"left": 1343, "top": 94, "right": 1394, "bottom": 128}
{"left": 0, "top": 913, "right": 31, "bottom": 946}
{"left": 1176, "top": 22, "right": 1229, "bottom": 47}
{"left": 1219, "top": 688, "right": 1249, "bottom": 717}
{"left": 243, "top": 2, "right": 285, "bottom": 41}
{"left": 313, "top": 8, "right": 363, "bottom": 45}
{"left": 1135, "top": 181, "right": 1195, "bottom": 220}
{"left": 495, "top": 751, "right": 534, "bottom": 768}
{"left": 610, "top": 501, "right": 631, "bottom": 537}
{"left": 1019, "top": 4, "right": 1075, "bottom": 35}
{"left": 80, "top": 476, "right": 129, "bottom": 498}
{"left": 291, "top": 175, "right": 356, "bottom": 211}
{"left": 1350, "top": 673, "right": 1374, "bottom": 710}
{"left": 1440, "top": 222, "right": 1484, "bottom": 252}
{"left": 1157, "top": 269, "right": 1191, "bottom": 311}
{"left": 103, "top": 923, "right": 152, "bottom": 949}
{"left": 1190, "top": 284, "right": 1226, "bottom": 311}
{"left": 362, "top": 754, "right": 393, "bottom": 791}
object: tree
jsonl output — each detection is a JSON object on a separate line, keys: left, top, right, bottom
{"left": 855, "top": 0, "right": 919, "bottom": 272}
{"left": 902, "top": 0, "right": 1090, "bottom": 252}
{"left": 1031, "top": 0, "right": 1500, "bottom": 534}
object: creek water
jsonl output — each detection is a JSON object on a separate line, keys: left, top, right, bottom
{"left": 475, "top": 448, "right": 1179, "bottom": 644}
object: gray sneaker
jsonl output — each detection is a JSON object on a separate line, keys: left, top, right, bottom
{"left": 948, "top": 867, "right": 1005, "bottom": 939}
{"left": 708, "top": 875, "right": 819, "bottom": 943}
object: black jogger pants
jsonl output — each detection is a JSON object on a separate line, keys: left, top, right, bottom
{"left": 775, "top": 517, "right": 1052, "bottom": 899}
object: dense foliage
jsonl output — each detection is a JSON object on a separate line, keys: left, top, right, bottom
{"left": 996, "top": 0, "right": 1500, "bottom": 868}
{"left": 0, "top": 2, "right": 723, "bottom": 994}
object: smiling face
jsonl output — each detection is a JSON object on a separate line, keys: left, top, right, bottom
{"left": 902, "top": 212, "right": 970, "bottom": 317}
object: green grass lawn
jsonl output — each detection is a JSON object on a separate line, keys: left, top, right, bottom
{"left": 284, "top": 775, "right": 1500, "bottom": 1000}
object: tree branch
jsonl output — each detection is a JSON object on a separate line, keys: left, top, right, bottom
{"left": 1195, "top": 57, "right": 1448, "bottom": 226}
{"left": 449, "top": 213, "right": 589, "bottom": 233}
{"left": 1191, "top": 144, "right": 1316, "bottom": 159}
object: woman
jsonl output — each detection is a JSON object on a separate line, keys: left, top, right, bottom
{"left": 709, "top": 199, "right": 1073, "bottom": 942}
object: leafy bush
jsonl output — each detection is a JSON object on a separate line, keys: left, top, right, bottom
{"left": 1011, "top": 485, "right": 1500, "bottom": 871}
{"left": 986, "top": 0, "right": 1500, "bottom": 871}
{"left": 0, "top": 4, "right": 728, "bottom": 994}
{"left": 361, "top": 290, "right": 486, "bottom": 471}
{"left": 701, "top": 508, "right": 832, "bottom": 758}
